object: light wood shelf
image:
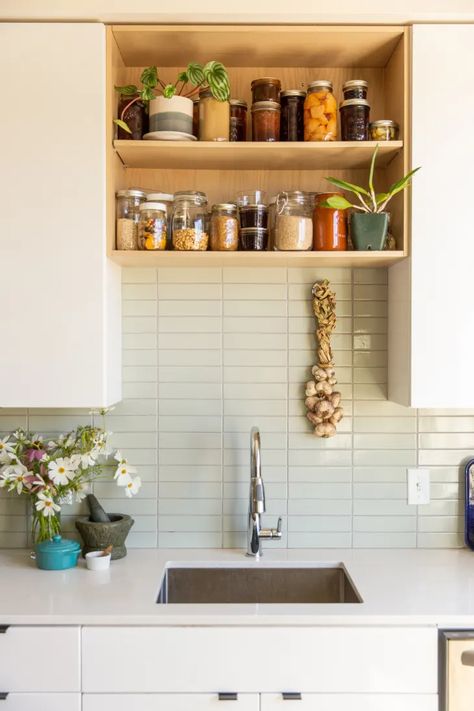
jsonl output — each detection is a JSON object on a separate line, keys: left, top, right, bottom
{"left": 110, "top": 250, "right": 406, "bottom": 268}
{"left": 114, "top": 140, "right": 403, "bottom": 171}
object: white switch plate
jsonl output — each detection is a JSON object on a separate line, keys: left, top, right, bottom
{"left": 407, "top": 468, "right": 430, "bottom": 505}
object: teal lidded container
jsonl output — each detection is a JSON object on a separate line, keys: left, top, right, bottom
{"left": 34, "top": 535, "right": 81, "bottom": 570}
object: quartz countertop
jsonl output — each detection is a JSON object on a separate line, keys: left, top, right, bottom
{"left": 1, "top": 547, "right": 474, "bottom": 627}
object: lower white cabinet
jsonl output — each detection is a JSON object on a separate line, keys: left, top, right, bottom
{"left": 0, "top": 694, "right": 80, "bottom": 711}
{"left": 83, "top": 693, "right": 259, "bottom": 711}
{"left": 261, "top": 693, "right": 437, "bottom": 710}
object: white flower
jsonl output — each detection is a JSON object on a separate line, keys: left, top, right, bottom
{"left": 114, "top": 462, "right": 136, "bottom": 486}
{"left": 124, "top": 476, "right": 141, "bottom": 498}
{"left": 80, "top": 451, "right": 96, "bottom": 469}
{"left": 35, "top": 492, "right": 60, "bottom": 518}
{"left": 31, "top": 434, "right": 43, "bottom": 447}
{"left": 8, "top": 469, "right": 31, "bottom": 495}
{"left": 0, "top": 437, "right": 15, "bottom": 463}
{"left": 114, "top": 450, "right": 126, "bottom": 464}
{"left": 48, "top": 458, "right": 75, "bottom": 486}
{"left": 75, "top": 483, "right": 89, "bottom": 502}
{"left": 1, "top": 460, "right": 26, "bottom": 480}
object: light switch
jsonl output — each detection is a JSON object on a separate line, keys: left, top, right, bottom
{"left": 407, "top": 468, "right": 430, "bottom": 505}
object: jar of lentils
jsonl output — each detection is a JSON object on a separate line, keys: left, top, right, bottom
{"left": 210, "top": 204, "right": 239, "bottom": 251}
{"left": 116, "top": 189, "right": 147, "bottom": 250}
{"left": 172, "top": 191, "right": 209, "bottom": 250}
{"left": 138, "top": 202, "right": 167, "bottom": 251}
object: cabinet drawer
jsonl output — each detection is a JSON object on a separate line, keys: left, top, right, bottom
{"left": 82, "top": 626, "right": 437, "bottom": 694}
{"left": 0, "top": 694, "right": 80, "bottom": 711}
{"left": 261, "top": 693, "right": 438, "bottom": 711}
{"left": 83, "top": 694, "right": 259, "bottom": 711}
{"left": 0, "top": 627, "right": 80, "bottom": 692}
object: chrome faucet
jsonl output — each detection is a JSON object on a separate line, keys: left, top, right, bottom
{"left": 247, "top": 427, "right": 282, "bottom": 557}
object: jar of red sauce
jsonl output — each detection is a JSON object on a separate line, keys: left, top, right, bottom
{"left": 313, "top": 193, "right": 347, "bottom": 250}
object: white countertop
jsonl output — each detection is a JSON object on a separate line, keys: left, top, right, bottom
{"left": 1, "top": 547, "right": 474, "bottom": 627}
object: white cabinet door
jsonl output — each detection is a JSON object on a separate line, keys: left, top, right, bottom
{"left": 261, "top": 693, "right": 437, "bottom": 711}
{"left": 0, "top": 694, "right": 80, "bottom": 711}
{"left": 83, "top": 694, "right": 260, "bottom": 711}
{"left": 389, "top": 24, "right": 474, "bottom": 407}
{"left": 0, "top": 23, "right": 121, "bottom": 408}
{"left": 0, "top": 626, "right": 80, "bottom": 692}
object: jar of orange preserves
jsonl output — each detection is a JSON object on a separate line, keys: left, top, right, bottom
{"left": 313, "top": 193, "right": 347, "bottom": 250}
{"left": 304, "top": 80, "right": 337, "bottom": 142}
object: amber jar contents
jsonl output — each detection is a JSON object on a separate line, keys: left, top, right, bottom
{"left": 252, "top": 101, "right": 280, "bottom": 141}
{"left": 251, "top": 77, "right": 281, "bottom": 103}
{"left": 342, "top": 80, "right": 368, "bottom": 100}
{"left": 210, "top": 204, "right": 239, "bottom": 251}
{"left": 280, "top": 90, "right": 305, "bottom": 141}
{"left": 304, "top": 80, "right": 337, "bottom": 141}
{"left": 117, "top": 95, "right": 146, "bottom": 140}
{"left": 199, "top": 89, "right": 230, "bottom": 141}
{"left": 230, "top": 99, "right": 247, "bottom": 141}
{"left": 340, "top": 99, "right": 370, "bottom": 141}
{"left": 313, "top": 193, "right": 347, "bottom": 251}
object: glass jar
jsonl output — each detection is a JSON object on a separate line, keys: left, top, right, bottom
{"left": 117, "top": 95, "right": 146, "bottom": 140}
{"left": 137, "top": 202, "right": 167, "bottom": 251}
{"left": 172, "top": 191, "right": 209, "bottom": 250}
{"left": 229, "top": 99, "right": 248, "bottom": 142}
{"left": 192, "top": 98, "right": 200, "bottom": 138}
{"left": 340, "top": 99, "right": 370, "bottom": 141}
{"left": 147, "top": 192, "right": 174, "bottom": 247}
{"left": 240, "top": 227, "right": 268, "bottom": 251}
{"left": 342, "top": 80, "right": 368, "bottom": 100}
{"left": 267, "top": 196, "right": 277, "bottom": 250}
{"left": 369, "top": 119, "right": 399, "bottom": 141}
{"left": 274, "top": 191, "right": 313, "bottom": 251}
{"left": 251, "top": 77, "right": 281, "bottom": 103}
{"left": 304, "top": 80, "right": 337, "bottom": 142}
{"left": 116, "top": 189, "right": 147, "bottom": 250}
{"left": 313, "top": 192, "right": 347, "bottom": 251}
{"left": 210, "top": 204, "right": 239, "bottom": 251}
{"left": 199, "top": 88, "right": 230, "bottom": 141}
{"left": 280, "top": 90, "right": 305, "bottom": 141}
{"left": 251, "top": 101, "right": 280, "bottom": 141}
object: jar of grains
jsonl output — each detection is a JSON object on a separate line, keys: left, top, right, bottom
{"left": 137, "top": 202, "right": 167, "bottom": 250}
{"left": 251, "top": 77, "right": 281, "bottom": 103}
{"left": 210, "top": 203, "right": 239, "bottom": 251}
{"left": 274, "top": 191, "right": 313, "bottom": 251}
{"left": 342, "top": 79, "right": 368, "bottom": 100}
{"left": 369, "top": 119, "right": 399, "bottom": 141}
{"left": 304, "top": 80, "right": 337, "bottom": 141}
{"left": 172, "top": 191, "right": 209, "bottom": 250}
{"left": 251, "top": 101, "right": 280, "bottom": 141}
{"left": 116, "top": 189, "right": 147, "bottom": 250}
{"left": 199, "top": 88, "right": 230, "bottom": 141}
{"left": 313, "top": 192, "right": 347, "bottom": 251}
{"left": 340, "top": 99, "right": 370, "bottom": 141}
{"left": 280, "top": 90, "right": 306, "bottom": 141}
{"left": 229, "top": 99, "right": 248, "bottom": 141}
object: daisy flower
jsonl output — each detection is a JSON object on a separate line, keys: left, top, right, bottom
{"left": 124, "top": 476, "right": 141, "bottom": 498}
{"left": 1, "top": 460, "right": 26, "bottom": 480}
{"left": 0, "top": 437, "right": 15, "bottom": 463}
{"left": 48, "top": 458, "right": 75, "bottom": 486}
{"left": 35, "top": 492, "right": 61, "bottom": 518}
{"left": 8, "top": 470, "right": 31, "bottom": 495}
{"left": 114, "top": 462, "right": 137, "bottom": 486}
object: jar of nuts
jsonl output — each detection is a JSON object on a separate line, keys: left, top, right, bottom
{"left": 210, "top": 203, "right": 239, "bottom": 251}
{"left": 137, "top": 202, "right": 167, "bottom": 251}
{"left": 304, "top": 80, "right": 337, "bottom": 141}
{"left": 172, "top": 191, "right": 209, "bottom": 251}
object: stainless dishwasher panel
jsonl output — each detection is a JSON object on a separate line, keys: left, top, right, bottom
{"left": 440, "top": 630, "right": 474, "bottom": 711}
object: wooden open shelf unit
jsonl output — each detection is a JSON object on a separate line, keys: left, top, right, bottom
{"left": 107, "top": 24, "right": 410, "bottom": 268}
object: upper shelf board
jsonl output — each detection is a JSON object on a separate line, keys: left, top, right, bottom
{"left": 111, "top": 25, "right": 405, "bottom": 68}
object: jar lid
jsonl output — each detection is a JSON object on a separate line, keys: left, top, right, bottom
{"left": 251, "top": 77, "right": 281, "bottom": 88}
{"left": 174, "top": 190, "right": 208, "bottom": 204}
{"left": 343, "top": 79, "right": 369, "bottom": 90}
{"left": 240, "top": 227, "right": 268, "bottom": 233}
{"left": 307, "top": 80, "right": 333, "bottom": 92}
{"left": 340, "top": 99, "right": 370, "bottom": 108}
{"left": 117, "top": 189, "right": 147, "bottom": 199}
{"left": 230, "top": 98, "right": 248, "bottom": 108}
{"left": 146, "top": 192, "right": 173, "bottom": 202}
{"left": 213, "top": 203, "right": 237, "bottom": 211}
{"left": 370, "top": 119, "right": 399, "bottom": 128}
{"left": 139, "top": 201, "right": 167, "bottom": 212}
{"left": 251, "top": 100, "right": 281, "bottom": 112}
{"left": 280, "top": 89, "right": 306, "bottom": 97}
{"left": 35, "top": 534, "right": 81, "bottom": 554}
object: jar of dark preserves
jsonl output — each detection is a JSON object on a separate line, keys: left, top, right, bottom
{"left": 251, "top": 101, "right": 280, "bottom": 141}
{"left": 340, "top": 99, "right": 370, "bottom": 141}
{"left": 280, "top": 89, "right": 305, "bottom": 141}
{"left": 229, "top": 99, "right": 247, "bottom": 141}
{"left": 251, "top": 77, "right": 281, "bottom": 103}
{"left": 240, "top": 227, "right": 268, "bottom": 251}
{"left": 192, "top": 98, "right": 200, "bottom": 138}
{"left": 117, "top": 94, "right": 146, "bottom": 140}
{"left": 342, "top": 80, "right": 368, "bottom": 100}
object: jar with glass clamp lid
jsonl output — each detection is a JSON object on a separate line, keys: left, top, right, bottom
{"left": 274, "top": 191, "right": 313, "bottom": 251}
{"left": 172, "top": 191, "right": 209, "bottom": 250}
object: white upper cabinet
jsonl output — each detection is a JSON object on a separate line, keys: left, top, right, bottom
{"left": 389, "top": 24, "right": 474, "bottom": 407}
{"left": 0, "top": 23, "right": 121, "bottom": 408}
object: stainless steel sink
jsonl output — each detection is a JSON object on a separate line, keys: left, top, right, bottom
{"left": 157, "top": 564, "right": 362, "bottom": 604}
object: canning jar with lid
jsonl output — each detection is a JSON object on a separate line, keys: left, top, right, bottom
{"left": 267, "top": 196, "right": 277, "bottom": 250}
{"left": 147, "top": 192, "right": 174, "bottom": 246}
{"left": 251, "top": 77, "right": 281, "bottom": 103}
{"left": 210, "top": 204, "right": 239, "bottom": 251}
{"left": 192, "top": 98, "right": 200, "bottom": 138}
{"left": 280, "top": 90, "right": 305, "bottom": 141}
{"left": 138, "top": 202, "right": 167, "bottom": 251}
{"left": 252, "top": 101, "right": 280, "bottom": 141}
{"left": 304, "top": 80, "right": 337, "bottom": 141}
{"left": 116, "top": 189, "right": 147, "bottom": 250}
{"left": 369, "top": 119, "right": 399, "bottom": 141}
{"left": 340, "top": 99, "right": 370, "bottom": 141}
{"left": 172, "top": 191, "right": 209, "bottom": 250}
{"left": 117, "top": 94, "right": 147, "bottom": 140}
{"left": 342, "top": 79, "right": 368, "bottom": 100}
{"left": 274, "top": 191, "right": 313, "bottom": 251}
{"left": 313, "top": 192, "right": 347, "bottom": 251}
{"left": 199, "top": 88, "right": 230, "bottom": 141}
{"left": 229, "top": 99, "right": 248, "bottom": 142}
{"left": 240, "top": 227, "right": 268, "bottom": 251}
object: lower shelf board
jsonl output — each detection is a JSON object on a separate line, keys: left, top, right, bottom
{"left": 110, "top": 250, "right": 406, "bottom": 268}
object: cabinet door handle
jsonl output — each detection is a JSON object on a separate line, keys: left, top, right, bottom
{"left": 462, "top": 649, "right": 474, "bottom": 666}
{"left": 282, "top": 692, "right": 302, "bottom": 700}
{"left": 0, "top": 626, "right": 9, "bottom": 634}
{"left": 218, "top": 693, "right": 238, "bottom": 701}
{"left": 0, "top": 693, "right": 9, "bottom": 701}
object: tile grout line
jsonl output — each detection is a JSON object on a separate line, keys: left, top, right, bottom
{"left": 220, "top": 268, "right": 224, "bottom": 548}
{"left": 286, "top": 267, "right": 290, "bottom": 549}
{"left": 350, "top": 269, "right": 355, "bottom": 548}
{"left": 156, "top": 267, "right": 160, "bottom": 549}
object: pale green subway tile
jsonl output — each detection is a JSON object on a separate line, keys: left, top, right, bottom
{"left": 123, "top": 300, "right": 156, "bottom": 317}
{"left": 289, "top": 316, "right": 352, "bottom": 335}
{"left": 354, "top": 417, "right": 415, "bottom": 433}
{"left": 353, "top": 367, "right": 387, "bottom": 384}
{"left": 424, "top": 467, "right": 462, "bottom": 483}
{"left": 123, "top": 333, "right": 157, "bottom": 349}
{"left": 0, "top": 414, "right": 28, "bottom": 432}
{"left": 94, "top": 481, "right": 156, "bottom": 499}
{"left": 288, "top": 515, "right": 351, "bottom": 532}
{"left": 160, "top": 482, "right": 222, "bottom": 499}
{"left": 159, "top": 332, "right": 221, "bottom": 349}
{"left": 122, "top": 366, "right": 157, "bottom": 383}
{"left": 159, "top": 349, "right": 220, "bottom": 366}
{"left": 127, "top": 532, "right": 159, "bottom": 548}
{"left": 158, "top": 283, "right": 222, "bottom": 299}
{"left": 160, "top": 448, "right": 221, "bottom": 466}
{"left": 288, "top": 532, "right": 352, "bottom": 547}
{"left": 223, "top": 266, "right": 286, "bottom": 283}
{"left": 354, "top": 301, "right": 388, "bottom": 318}
{"left": 0, "top": 516, "right": 26, "bottom": 533}
{"left": 158, "top": 267, "right": 221, "bottom": 283}
{"left": 159, "top": 415, "right": 221, "bottom": 433}
{"left": 160, "top": 382, "right": 221, "bottom": 399}
{"left": 159, "top": 532, "right": 223, "bottom": 547}
{"left": 223, "top": 283, "right": 287, "bottom": 300}
{"left": 353, "top": 516, "right": 416, "bottom": 532}
{"left": 159, "top": 400, "right": 222, "bottom": 416}
{"left": 101, "top": 498, "right": 157, "bottom": 515}
{"left": 224, "top": 350, "right": 286, "bottom": 367}
{"left": 354, "top": 450, "right": 416, "bottom": 466}
{"left": 0, "top": 532, "right": 27, "bottom": 547}
{"left": 289, "top": 300, "right": 352, "bottom": 317}
{"left": 109, "top": 433, "right": 156, "bottom": 450}
{"left": 288, "top": 499, "right": 352, "bottom": 515}
{"left": 223, "top": 499, "right": 284, "bottom": 516}
{"left": 354, "top": 317, "right": 387, "bottom": 334}
{"left": 224, "top": 482, "right": 287, "bottom": 499}
{"left": 223, "top": 366, "right": 286, "bottom": 384}
{"left": 224, "top": 332, "right": 287, "bottom": 350}
{"left": 418, "top": 408, "right": 474, "bottom": 417}
{"left": 288, "top": 466, "right": 352, "bottom": 482}
{"left": 289, "top": 282, "right": 352, "bottom": 301}
{"left": 122, "top": 284, "right": 157, "bottom": 300}
{"left": 418, "top": 500, "right": 462, "bottom": 516}
{"left": 27, "top": 415, "right": 91, "bottom": 432}
{"left": 224, "top": 383, "right": 286, "bottom": 400}
{"left": 159, "top": 300, "right": 222, "bottom": 317}
{"left": 289, "top": 416, "right": 352, "bottom": 434}
{"left": 353, "top": 334, "right": 387, "bottom": 350}
{"left": 158, "top": 316, "right": 221, "bottom": 333}
{"left": 419, "top": 432, "right": 474, "bottom": 449}
{"left": 223, "top": 316, "right": 286, "bottom": 333}
{"left": 159, "top": 515, "right": 222, "bottom": 533}
{"left": 417, "top": 532, "right": 463, "bottom": 548}
{"left": 289, "top": 450, "right": 352, "bottom": 467}
{"left": 122, "top": 317, "right": 156, "bottom": 334}
{"left": 288, "top": 267, "right": 352, "bottom": 284}
{"left": 353, "top": 532, "right": 415, "bottom": 548}
{"left": 289, "top": 482, "right": 352, "bottom": 499}
{"left": 354, "top": 482, "right": 406, "bottom": 499}
{"left": 122, "top": 350, "right": 158, "bottom": 366}
{"left": 224, "top": 416, "right": 286, "bottom": 433}
{"left": 354, "top": 401, "right": 415, "bottom": 417}
{"left": 159, "top": 365, "right": 220, "bottom": 383}
{"left": 354, "top": 433, "right": 417, "bottom": 449}
{"left": 353, "top": 383, "right": 387, "bottom": 399}
{"left": 353, "top": 268, "right": 388, "bottom": 284}
{"left": 224, "top": 300, "right": 287, "bottom": 317}
{"left": 223, "top": 514, "right": 247, "bottom": 532}
{"left": 224, "top": 447, "right": 286, "bottom": 467}
{"left": 159, "top": 499, "right": 222, "bottom": 515}
{"left": 107, "top": 415, "right": 157, "bottom": 432}
{"left": 418, "top": 416, "right": 474, "bottom": 433}
{"left": 122, "top": 382, "right": 158, "bottom": 399}
{"left": 289, "top": 365, "right": 352, "bottom": 384}
{"left": 353, "top": 351, "right": 387, "bottom": 367}
{"left": 223, "top": 432, "right": 286, "bottom": 450}
{"left": 224, "top": 399, "right": 287, "bottom": 416}
{"left": 419, "top": 450, "right": 472, "bottom": 466}
{"left": 122, "top": 267, "right": 157, "bottom": 284}
{"left": 431, "top": 482, "right": 462, "bottom": 499}
{"left": 289, "top": 349, "right": 352, "bottom": 366}
{"left": 224, "top": 465, "right": 286, "bottom": 483}
{"left": 354, "top": 284, "right": 387, "bottom": 300}
{"left": 159, "top": 432, "right": 221, "bottom": 449}
{"left": 354, "top": 500, "right": 415, "bottom": 516}
{"left": 418, "top": 516, "right": 462, "bottom": 533}
{"left": 354, "top": 467, "right": 408, "bottom": 482}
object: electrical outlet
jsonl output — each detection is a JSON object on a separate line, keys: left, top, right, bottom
{"left": 407, "top": 468, "right": 430, "bottom": 505}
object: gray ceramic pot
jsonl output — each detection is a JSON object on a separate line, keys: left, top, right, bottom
{"left": 75, "top": 514, "right": 134, "bottom": 560}
{"left": 350, "top": 212, "right": 389, "bottom": 250}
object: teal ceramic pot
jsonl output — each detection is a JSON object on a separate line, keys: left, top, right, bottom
{"left": 34, "top": 534, "right": 81, "bottom": 570}
{"left": 350, "top": 212, "right": 389, "bottom": 250}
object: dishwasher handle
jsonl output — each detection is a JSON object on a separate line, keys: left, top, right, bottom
{"left": 461, "top": 649, "right": 474, "bottom": 666}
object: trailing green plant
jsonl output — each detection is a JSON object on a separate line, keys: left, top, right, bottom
{"left": 114, "top": 61, "right": 231, "bottom": 134}
{"left": 320, "top": 144, "right": 420, "bottom": 213}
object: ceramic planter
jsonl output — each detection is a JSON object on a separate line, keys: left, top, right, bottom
{"left": 350, "top": 212, "right": 389, "bottom": 250}
{"left": 149, "top": 95, "right": 193, "bottom": 135}
{"left": 75, "top": 514, "right": 134, "bottom": 560}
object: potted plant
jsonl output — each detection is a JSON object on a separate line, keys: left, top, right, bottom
{"left": 320, "top": 145, "right": 420, "bottom": 250}
{"left": 115, "top": 62, "right": 230, "bottom": 138}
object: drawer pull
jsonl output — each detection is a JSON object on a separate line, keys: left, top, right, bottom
{"left": 282, "top": 692, "right": 302, "bottom": 701}
{"left": 218, "top": 692, "right": 238, "bottom": 701}
{"left": 0, "top": 626, "right": 9, "bottom": 634}
{"left": 462, "top": 649, "right": 474, "bottom": 667}
{"left": 0, "top": 693, "right": 9, "bottom": 701}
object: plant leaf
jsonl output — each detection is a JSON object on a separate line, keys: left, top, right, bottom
{"left": 115, "top": 84, "right": 138, "bottom": 96}
{"left": 163, "top": 83, "right": 176, "bottom": 99}
{"left": 375, "top": 192, "right": 389, "bottom": 204}
{"left": 113, "top": 119, "right": 132, "bottom": 134}
{"left": 177, "top": 71, "right": 189, "bottom": 84}
{"left": 186, "top": 62, "right": 205, "bottom": 86}
{"left": 386, "top": 167, "right": 421, "bottom": 198}
{"left": 140, "top": 86, "right": 155, "bottom": 102}
{"left": 319, "top": 195, "right": 354, "bottom": 210}
{"left": 140, "top": 66, "right": 158, "bottom": 88}
{"left": 203, "top": 60, "right": 230, "bottom": 101}
{"left": 368, "top": 144, "right": 379, "bottom": 207}
{"left": 325, "top": 176, "right": 370, "bottom": 197}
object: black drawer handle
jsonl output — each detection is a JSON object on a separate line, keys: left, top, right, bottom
{"left": 282, "top": 692, "right": 302, "bottom": 701}
{"left": 218, "top": 692, "right": 238, "bottom": 701}
{"left": 0, "top": 693, "right": 9, "bottom": 701}
{"left": 0, "top": 626, "right": 9, "bottom": 634}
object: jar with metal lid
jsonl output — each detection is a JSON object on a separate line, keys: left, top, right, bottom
{"left": 210, "top": 204, "right": 239, "bottom": 251}
{"left": 172, "top": 191, "right": 209, "bottom": 250}
{"left": 267, "top": 196, "right": 277, "bottom": 250}
{"left": 116, "top": 189, "right": 147, "bottom": 250}
{"left": 369, "top": 119, "right": 399, "bottom": 141}
{"left": 280, "top": 90, "right": 305, "bottom": 141}
{"left": 304, "top": 80, "right": 337, "bottom": 142}
{"left": 251, "top": 101, "right": 280, "bottom": 141}
{"left": 117, "top": 94, "right": 147, "bottom": 140}
{"left": 274, "top": 191, "right": 313, "bottom": 251}
{"left": 199, "top": 88, "right": 230, "bottom": 141}
{"left": 147, "top": 192, "right": 174, "bottom": 246}
{"left": 240, "top": 227, "right": 268, "bottom": 251}
{"left": 340, "top": 99, "right": 370, "bottom": 141}
{"left": 342, "top": 80, "right": 368, "bottom": 100}
{"left": 313, "top": 192, "right": 347, "bottom": 251}
{"left": 229, "top": 99, "right": 248, "bottom": 142}
{"left": 192, "top": 97, "right": 200, "bottom": 138}
{"left": 138, "top": 202, "right": 167, "bottom": 251}
{"left": 251, "top": 77, "right": 281, "bottom": 104}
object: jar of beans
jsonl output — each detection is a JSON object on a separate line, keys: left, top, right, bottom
{"left": 210, "top": 203, "right": 239, "bottom": 251}
{"left": 172, "top": 191, "right": 209, "bottom": 250}
{"left": 138, "top": 202, "right": 167, "bottom": 251}
{"left": 251, "top": 101, "right": 280, "bottom": 141}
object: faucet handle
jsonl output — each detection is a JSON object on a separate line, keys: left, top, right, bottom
{"left": 277, "top": 517, "right": 282, "bottom": 535}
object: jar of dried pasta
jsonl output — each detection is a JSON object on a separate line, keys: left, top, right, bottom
{"left": 304, "top": 80, "right": 337, "bottom": 142}
{"left": 210, "top": 204, "right": 239, "bottom": 251}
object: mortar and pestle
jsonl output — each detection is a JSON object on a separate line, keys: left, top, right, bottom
{"left": 75, "top": 495, "right": 134, "bottom": 560}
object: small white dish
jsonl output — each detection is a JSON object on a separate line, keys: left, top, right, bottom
{"left": 143, "top": 130, "right": 197, "bottom": 142}
{"left": 85, "top": 550, "right": 111, "bottom": 571}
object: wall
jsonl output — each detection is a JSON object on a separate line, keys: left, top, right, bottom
{"left": 0, "top": 266, "right": 468, "bottom": 549}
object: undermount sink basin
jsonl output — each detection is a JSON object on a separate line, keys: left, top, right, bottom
{"left": 157, "top": 564, "right": 362, "bottom": 604}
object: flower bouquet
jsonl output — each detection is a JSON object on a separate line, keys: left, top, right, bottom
{"left": 0, "top": 418, "right": 140, "bottom": 543}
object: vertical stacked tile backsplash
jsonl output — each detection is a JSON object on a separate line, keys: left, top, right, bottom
{"left": 0, "top": 267, "right": 467, "bottom": 549}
